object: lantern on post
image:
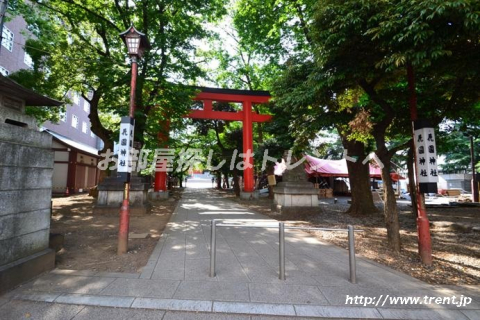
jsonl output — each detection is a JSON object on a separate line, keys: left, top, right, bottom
{"left": 117, "top": 25, "right": 149, "bottom": 255}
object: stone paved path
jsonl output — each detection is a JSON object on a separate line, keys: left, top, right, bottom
{"left": 1, "top": 188, "right": 479, "bottom": 319}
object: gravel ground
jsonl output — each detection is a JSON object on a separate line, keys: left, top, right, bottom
{"left": 50, "top": 191, "right": 180, "bottom": 273}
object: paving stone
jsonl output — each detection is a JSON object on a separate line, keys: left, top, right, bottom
{"left": 55, "top": 293, "right": 134, "bottom": 308}
{"left": 0, "top": 300, "right": 84, "bottom": 320}
{"left": 249, "top": 283, "right": 329, "bottom": 305}
{"left": 311, "top": 273, "right": 352, "bottom": 287}
{"left": 6, "top": 291, "right": 60, "bottom": 303}
{"left": 215, "top": 262, "right": 251, "bottom": 283}
{"left": 93, "top": 272, "right": 140, "bottom": 279}
{"left": 163, "top": 311, "right": 250, "bottom": 320}
{"left": 131, "top": 297, "right": 212, "bottom": 312}
{"left": 318, "top": 285, "right": 398, "bottom": 306}
{"left": 139, "top": 260, "right": 158, "bottom": 279}
{"left": 72, "top": 306, "right": 164, "bottom": 320}
{"left": 295, "top": 305, "right": 382, "bottom": 318}
{"left": 388, "top": 289, "right": 480, "bottom": 309}
{"left": 184, "top": 258, "right": 217, "bottom": 281}
{"left": 50, "top": 269, "right": 98, "bottom": 277}
{"left": 173, "top": 281, "right": 249, "bottom": 302}
{"left": 360, "top": 270, "right": 427, "bottom": 290}
{"left": 378, "top": 307, "right": 470, "bottom": 320}
{"left": 213, "top": 301, "right": 296, "bottom": 316}
{"left": 0, "top": 297, "right": 9, "bottom": 307}
{"left": 19, "top": 274, "right": 116, "bottom": 294}
{"left": 462, "top": 309, "right": 480, "bottom": 320}
{"left": 100, "top": 278, "right": 180, "bottom": 298}
{"left": 186, "top": 235, "right": 210, "bottom": 260}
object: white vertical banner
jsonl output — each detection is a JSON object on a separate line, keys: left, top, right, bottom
{"left": 117, "top": 117, "right": 135, "bottom": 176}
{"left": 414, "top": 120, "right": 438, "bottom": 193}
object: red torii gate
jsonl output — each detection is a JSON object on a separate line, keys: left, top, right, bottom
{"left": 154, "top": 87, "right": 272, "bottom": 195}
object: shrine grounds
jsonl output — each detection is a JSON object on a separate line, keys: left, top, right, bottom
{"left": 0, "top": 179, "right": 478, "bottom": 319}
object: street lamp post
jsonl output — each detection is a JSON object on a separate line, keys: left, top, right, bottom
{"left": 117, "top": 25, "right": 149, "bottom": 255}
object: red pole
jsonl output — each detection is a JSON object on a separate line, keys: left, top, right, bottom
{"left": 154, "top": 118, "right": 170, "bottom": 192}
{"left": 243, "top": 100, "right": 254, "bottom": 192}
{"left": 118, "top": 56, "right": 138, "bottom": 255}
{"left": 407, "top": 64, "right": 432, "bottom": 265}
{"left": 154, "top": 160, "right": 168, "bottom": 191}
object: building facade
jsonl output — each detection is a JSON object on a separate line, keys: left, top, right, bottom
{"left": 1, "top": 12, "right": 102, "bottom": 194}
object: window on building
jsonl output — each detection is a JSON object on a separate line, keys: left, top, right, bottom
{"left": 59, "top": 110, "right": 67, "bottom": 122}
{"left": 71, "top": 115, "right": 78, "bottom": 128}
{"left": 1, "top": 26, "right": 13, "bottom": 52}
{"left": 82, "top": 121, "right": 87, "bottom": 133}
{"left": 72, "top": 92, "right": 80, "bottom": 105}
{"left": 24, "top": 52, "right": 34, "bottom": 69}
{"left": 83, "top": 100, "right": 90, "bottom": 112}
{"left": 0, "top": 66, "right": 9, "bottom": 76}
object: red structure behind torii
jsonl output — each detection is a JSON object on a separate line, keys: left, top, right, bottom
{"left": 153, "top": 87, "right": 272, "bottom": 194}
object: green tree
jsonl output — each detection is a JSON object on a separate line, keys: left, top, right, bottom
{"left": 311, "top": 0, "right": 480, "bottom": 251}
{"left": 10, "top": 0, "right": 226, "bottom": 154}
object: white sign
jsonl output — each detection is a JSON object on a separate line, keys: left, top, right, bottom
{"left": 117, "top": 117, "right": 135, "bottom": 174}
{"left": 414, "top": 125, "right": 438, "bottom": 184}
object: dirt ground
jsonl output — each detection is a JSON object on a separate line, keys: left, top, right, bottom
{"left": 226, "top": 191, "right": 480, "bottom": 285}
{"left": 50, "top": 191, "right": 180, "bottom": 273}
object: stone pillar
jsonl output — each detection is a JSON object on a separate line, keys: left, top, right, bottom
{"left": 0, "top": 123, "right": 55, "bottom": 294}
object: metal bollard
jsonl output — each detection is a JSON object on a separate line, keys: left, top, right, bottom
{"left": 210, "top": 219, "right": 217, "bottom": 277}
{"left": 279, "top": 222, "right": 286, "bottom": 280}
{"left": 348, "top": 225, "right": 356, "bottom": 283}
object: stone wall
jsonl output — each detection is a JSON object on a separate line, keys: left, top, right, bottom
{"left": 0, "top": 123, "right": 55, "bottom": 294}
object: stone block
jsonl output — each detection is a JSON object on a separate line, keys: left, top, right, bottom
{"left": 173, "top": 281, "right": 250, "bottom": 302}
{"left": 0, "top": 166, "right": 53, "bottom": 191}
{"left": 212, "top": 301, "right": 296, "bottom": 316}
{"left": 55, "top": 293, "right": 135, "bottom": 308}
{"left": 0, "top": 300, "right": 84, "bottom": 320}
{"left": 0, "top": 229, "right": 50, "bottom": 266}
{"left": 240, "top": 191, "right": 259, "bottom": 200}
{"left": 0, "top": 209, "right": 51, "bottom": 241}
{"left": 148, "top": 191, "right": 170, "bottom": 201}
{"left": 249, "top": 283, "right": 328, "bottom": 305}
{"left": 0, "top": 123, "right": 52, "bottom": 147}
{"left": 100, "top": 278, "right": 180, "bottom": 298}
{"left": 0, "top": 141, "right": 54, "bottom": 168}
{"left": 131, "top": 297, "right": 213, "bottom": 312}
{"left": 73, "top": 306, "right": 164, "bottom": 320}
{"left": 0, "top": 188, "right": 52, "bottom": 216}
{"left": 0, "top": 248, "right": 55, "bottom": 295}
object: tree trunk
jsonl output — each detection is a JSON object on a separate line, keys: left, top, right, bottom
{"left": 87, "top": 90, "right": 113, "bottom": 183}
{"left": 407, "top": 144, "right": 418, "bottom": 217}
{"left": 232, "top": 169, "right": 241, "bottom": 196}
{"left": 224, "top": 173, "right": 230, "bottom": 189}
{"left": 216, "top": 171, "right": 222, "bottom": 189}
{"left": 378, "top": 153, "right": 402, "bottom": 252}
{"left": 342, "top": 138, "right": 379, "bottom": 215}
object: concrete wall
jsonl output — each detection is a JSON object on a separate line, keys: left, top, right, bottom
{"left": 0, "top": 122, "right": 55, "bottom": 293}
